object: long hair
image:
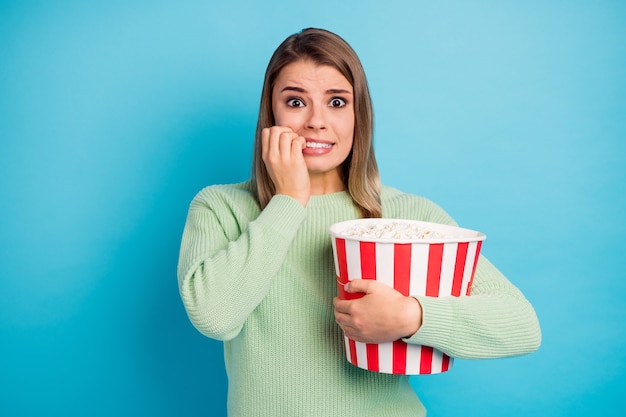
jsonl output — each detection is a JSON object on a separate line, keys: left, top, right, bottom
{"left": 251, "top": 28, "right": 381, "bottom": 218}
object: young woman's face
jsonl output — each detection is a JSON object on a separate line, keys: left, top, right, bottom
{"left": 272, "top": 60, "right": 355, "bottom": 180}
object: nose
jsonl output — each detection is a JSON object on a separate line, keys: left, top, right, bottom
{"left": 305, "top": 103, "right": 327, "bottom": 130}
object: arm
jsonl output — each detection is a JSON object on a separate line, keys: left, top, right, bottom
{"left": 177, "top": 189, "right": 306, "bottom": 341}
{"left": 404, "top": 194, "right": 541, "bottom": 357}
{"left": 407, "top": 255, "right": 541, "bottom": 359}
{"left": 334, "top": 191, "right": 541, "bottom": 358}
{"left": 334, "top": 250, "right": 541, "bottom": 359}
{"left": 179, "top": 126, "right": 311, "bottom": 341}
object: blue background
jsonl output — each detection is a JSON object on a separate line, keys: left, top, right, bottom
{"left": 1, "top": 1, "right": 624, "bottom": 416}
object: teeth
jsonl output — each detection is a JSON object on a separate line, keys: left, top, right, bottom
{"left": 306, "top": 142, "right": 332, "bottom": 149}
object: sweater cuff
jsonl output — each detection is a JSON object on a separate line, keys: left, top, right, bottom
{"left": 255, "top": 194, "right": 307, "bottom": 241}
{"left": 402, "top": 296, "right": 455, "bottom": 348}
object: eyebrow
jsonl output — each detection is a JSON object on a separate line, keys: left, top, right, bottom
{"left": 280, "top": 86, "right": 353, "bottom": 95}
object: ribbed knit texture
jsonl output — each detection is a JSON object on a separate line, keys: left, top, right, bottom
{"left": 178, "top": 181, "right": 541, "bottom": 416}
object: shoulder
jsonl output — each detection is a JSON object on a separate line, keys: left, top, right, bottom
{"left": 380, "top": 185, "right": 437, "bottom": 210}
{"left": 380, "top": 185, "right": 456, "bottom": 226}
{"left": 189, "top": 181, "right": 258, "bottom": 212}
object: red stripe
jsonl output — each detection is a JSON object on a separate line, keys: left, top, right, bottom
{"left": 426, "top": 244, "right": 444, "bottom": 297}
{"left": 336, "top": 238, "right": 359, "bottom": 300}
{"left": 359, "top": 241, "right": 377, "bottom": 280}
{"left": 441, "top": 354, "right": 451, "bottom": 372}
{"left": 393, "top": 340, "right": 407, "bottom": 374}
{"left": 336, "top": 238, "right": 348, "bottom": 284}
{"left": 349, "top": 339, "right": 358, "bottom": 367}
{"left": 451, "top": 242, "right": 468, "bottom": 297}
{"left": 366, "top": 344, "right": 379, "bottom": 372}
{"left": 392, "top": 244, "right": 411, "bottom": 374}
{"left": 419, "top": 346, "right": 434, "bottom": 374}
{"left": 394, "top": 243, "right": 412, "bottom": 296}
{"left": 466, "top": 241, "right": 482, "bottom": 296}
{"left": 358, "top": 241, "right": 378, "bottom": 371}
{"left": 336, "top": 278, "right": 348, "bottom": 300}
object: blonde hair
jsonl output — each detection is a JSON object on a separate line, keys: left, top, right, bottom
{"left": 251, "top": 28, "right": 381, "bottom": 218}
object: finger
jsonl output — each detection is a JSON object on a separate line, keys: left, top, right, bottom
{"left": 277, "top": 130, "right": 299, "bottom": 161}
{"left": 291, "top": 135, "right": 306, "bottom": 159}
{"left": 262, "top": 127, "right": 288, "bottom": 161}
{"left": 334, "top": 311, "right": 369, "bottom": 342}
{"left": 262, "top": 126, "right": 293, "bottom": 161}
{"left": 333, "top": 297, "right": 351, "bottom": 315}
{"left": 261, "top": 127, "right": 271, "bottom": 161}
{"left": 334, "top": 309, "right": 354, "bottom": 331}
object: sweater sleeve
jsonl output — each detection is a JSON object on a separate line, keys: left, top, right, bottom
{"left": 405, "top": 256, "right": 541, "bottom": 358}
{"left": 384, "top": 190, "right": 541, "bottom": 358}
{"left": 177, "top": 187, "right": 306, "bottom": 341}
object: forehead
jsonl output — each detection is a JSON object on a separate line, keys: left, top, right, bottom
{"left": 274, "top": 60, "right": 353, "bottom": 92}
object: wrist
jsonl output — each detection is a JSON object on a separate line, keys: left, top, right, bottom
{"left": 401, "top": 297, "right": 423, "bottom": 338}
{"left": 274, "top": 189, "right": 309, "bottom": 207}
{"left": 278, "top": 193, "right": 308, "bottom": 207}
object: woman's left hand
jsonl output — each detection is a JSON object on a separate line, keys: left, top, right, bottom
{"left": 333, "top": 280, "right": 423, "bottom": 344}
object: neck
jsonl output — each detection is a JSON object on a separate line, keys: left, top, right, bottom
{"left": 309, "top": 170, "right": 345, "bottom": 195}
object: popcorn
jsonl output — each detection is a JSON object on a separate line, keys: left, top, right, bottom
{"left": 339, "top": 220, "right": 451, "bottom": 240}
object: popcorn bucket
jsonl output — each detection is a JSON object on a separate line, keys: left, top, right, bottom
{"left": 329, "top": 219, "right": 486, "bottom": 375}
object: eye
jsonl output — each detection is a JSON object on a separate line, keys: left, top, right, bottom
{"left": 329, "top": 97, "right": 347, "bottom": 108}
{"left": 286, "top": 98, "right": 305, "bottom": 108}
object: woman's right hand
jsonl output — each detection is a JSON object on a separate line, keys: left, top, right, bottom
{"left": 261, "top": 126, "right": 311, "bottom": 207}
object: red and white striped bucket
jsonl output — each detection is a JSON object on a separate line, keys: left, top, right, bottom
{"left": 329, "top": 219, "right": 485, "bottom": 375}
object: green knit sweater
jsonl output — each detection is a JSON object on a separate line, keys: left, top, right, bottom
{"left": 177, "top": 181, "right": 541, "bottom": 416}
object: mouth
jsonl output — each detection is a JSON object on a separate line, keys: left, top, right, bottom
{"left": 305, "top": 139, "right": 333, "bottom": 149}
{"left": 305, "top": 141, "right": 333, "bottom": 149}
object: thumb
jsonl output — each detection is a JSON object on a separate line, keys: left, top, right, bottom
{"left": 345, "top": 279, "right": 373, "bottom": 294}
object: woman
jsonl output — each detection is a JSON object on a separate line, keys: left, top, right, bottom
{"left": 178, "top": 28, "right": 541, "bottom": 416}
